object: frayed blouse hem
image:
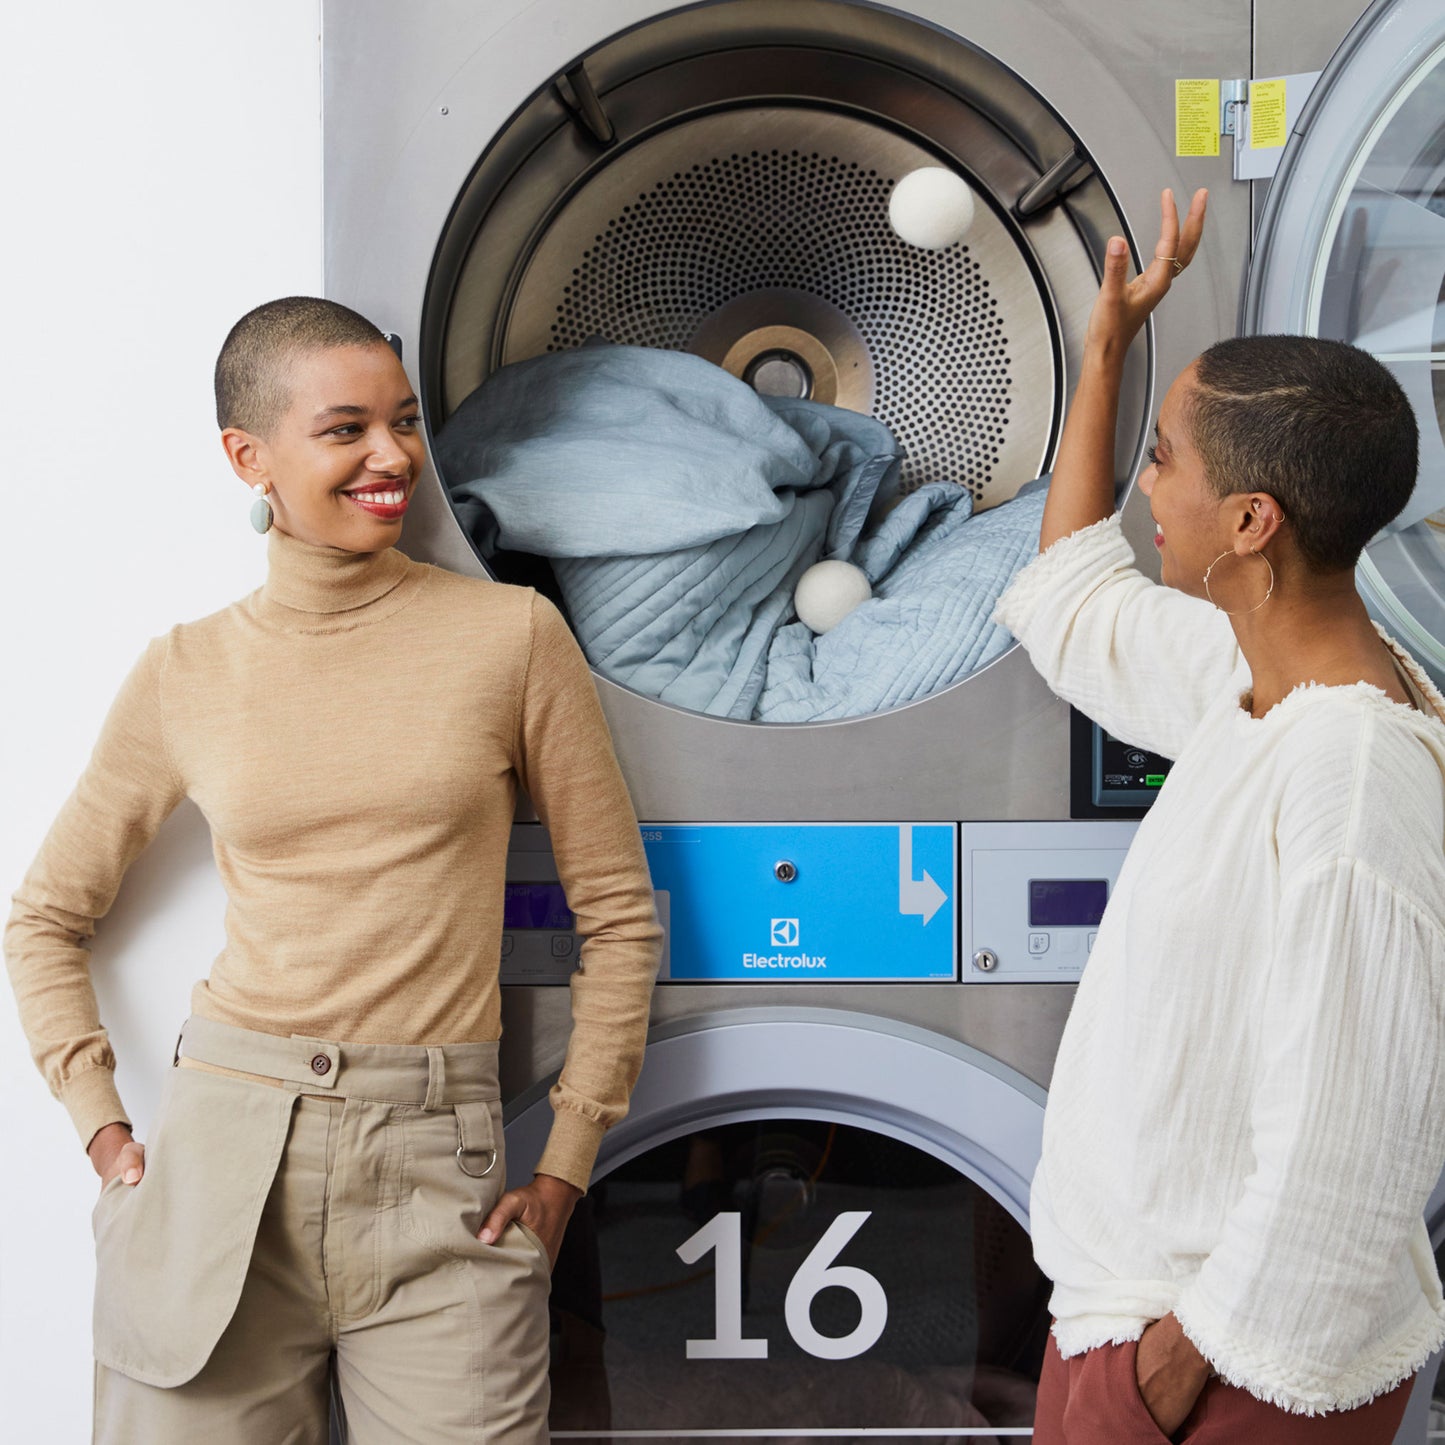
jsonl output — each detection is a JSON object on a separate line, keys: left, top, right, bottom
{"left": 1172, "top": 1296, "right": 1445, "bottom": 1416}
{"left": 1051, "top": 1315, "right": 1150, "bottom": 1358}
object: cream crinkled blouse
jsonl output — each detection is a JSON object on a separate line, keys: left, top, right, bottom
{"left": 994, "top": 514, "right": 1445, "bottom": 1414}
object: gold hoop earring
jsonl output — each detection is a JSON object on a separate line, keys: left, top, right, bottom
{"left": 1203, "top": 548, "right": 1274, "bottom": 615}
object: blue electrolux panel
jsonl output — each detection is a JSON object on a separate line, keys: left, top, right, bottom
{"left": 641, "top": 823, "right": 957, "bottom": 982}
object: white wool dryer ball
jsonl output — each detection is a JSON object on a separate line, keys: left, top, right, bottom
{"left": 794, "top": 560, "right": 873, "bottom": 634}
{"left": 888, "top": 166, "right": 977, "bottom": 250}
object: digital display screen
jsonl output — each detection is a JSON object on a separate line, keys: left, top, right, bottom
{"left": 1029, "top": 879, "right": 1108, "bottom": 928}
{"left": 503, "top": 883, "right": 574, "bottom": 931}
{"left": 1097, "top": 730, "right": 1172, "bottom": 799}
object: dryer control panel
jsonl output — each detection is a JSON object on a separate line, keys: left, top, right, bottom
{"left": 501, "top": 822, "right": 956, "bottom": 984}
{"left": 504, "top": 820, "right": 1137, "bottom": 985}
{"left": 640, "top": 822, "right": 957, "bottom": 983}
{"left": 961, "top": 820, "right": 1137, "bottom": 983}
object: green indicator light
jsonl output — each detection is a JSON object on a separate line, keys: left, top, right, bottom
{"left": 1145, "top": 774, "right": 1166, "bottom": 787}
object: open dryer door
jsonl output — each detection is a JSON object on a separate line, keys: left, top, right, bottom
{"left": 1247, "top": 9, "right": 1445, "bottom": 1436}
{"left": 1245, "top": 0, "right": 1445, "bottom": 687}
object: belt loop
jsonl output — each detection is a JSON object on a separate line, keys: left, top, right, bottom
{"left": 423, "top": 1046, "right": 446, "bottom": 1111}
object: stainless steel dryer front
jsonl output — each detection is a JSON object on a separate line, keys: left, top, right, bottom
{"left": 323, "top": 1, "right": 1371, "bottom": 1436}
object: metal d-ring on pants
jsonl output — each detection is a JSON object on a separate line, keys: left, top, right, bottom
{"left": 91, "top": 1016, "right": 552, "bottom": 1444}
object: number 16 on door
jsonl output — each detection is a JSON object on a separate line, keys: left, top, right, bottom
{"left": 676, "top": 1211, "right": 888, "bottom": 1361}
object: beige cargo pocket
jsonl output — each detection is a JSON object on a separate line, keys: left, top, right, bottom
{"left": 513, "top": 1218, "right": 554, "bottom": 1276}
{"left": 91, "top": 1171, "right": 128, "bottom": 1223}
{"left": 92, "top": 1064, "right": 297, "bottom": 1387}
{"left": 398, "top": 1098, "right": 507, "bottom": 1254}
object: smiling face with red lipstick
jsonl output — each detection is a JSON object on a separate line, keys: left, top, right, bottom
{"left": 222, "top": 341, "right": 426, "bottom": 553}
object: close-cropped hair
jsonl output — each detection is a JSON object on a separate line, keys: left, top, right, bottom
{"left": 215, "top": 296, "right": 386, "bottom": 436}
{"left": 1188, "top": 335, "right": 1418, "bottom": 572}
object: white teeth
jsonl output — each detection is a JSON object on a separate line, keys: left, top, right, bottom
{"left": 348, "top": 489, "right": 405, "bottom": 505}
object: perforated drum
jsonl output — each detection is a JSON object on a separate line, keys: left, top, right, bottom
{"left": 497, "top": 108, "right": 1055, "bottom": 505}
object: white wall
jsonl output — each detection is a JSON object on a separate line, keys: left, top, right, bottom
{"left": 0, "top": 4, "right": 322, "bottom": 1436}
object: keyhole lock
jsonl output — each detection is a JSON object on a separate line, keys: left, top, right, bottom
{"left": 774, "top": 860, "right": 798, "bottom": 883}
{"left": 973, "top": 949, "right": 999, "bottom": 973}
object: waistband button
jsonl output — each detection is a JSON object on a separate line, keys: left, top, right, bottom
{"left": 310, "top": 1053, "right": 332, "bottom": 1076}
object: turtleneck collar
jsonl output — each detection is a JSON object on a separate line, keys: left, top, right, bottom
{"left": 254, "top": 527, "right": 420, "bottom": 630}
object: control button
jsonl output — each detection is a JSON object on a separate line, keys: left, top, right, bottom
{"left": 1027, "top": 932, "right": 1050, "bottom": 956}
{"left": 310, "top": 1053, "right": 331, "bottom": 1076}
{"left": 550, "top": 934, "right": 575, "bottom": 959}
{"left": 1126, "top": 749, "right": 1148, "bottom": 768}
{"left": 500, "top": 935, "right": 514, "bottom": 959}
{"left": 1087, "top": 932, "right": 1098, "bottom": 951}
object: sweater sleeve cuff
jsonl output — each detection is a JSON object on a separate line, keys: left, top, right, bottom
{"left": 61, "top": 1068, "right": 131, "bottom": 1153}
{"left": 992, "top": 513, "right": 1133, "bottom": 641}
{"left": 533, "top": 1106, "right": 607, "bottom": 1194}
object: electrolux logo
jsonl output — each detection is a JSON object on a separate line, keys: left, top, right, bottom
{"left": 745, "top": 918, "right": 826, "bottom": 971}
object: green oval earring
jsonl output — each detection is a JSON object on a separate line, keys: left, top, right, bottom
{"left": 250, "top": 484, "right": 274, "bottom": 535}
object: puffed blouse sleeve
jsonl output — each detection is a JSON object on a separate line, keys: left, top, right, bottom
{"left": 1172, "top": 855, "right": 1445, "bottom": 1411}
{"left": 993, "top": 514, "right": 1244, "bottom": 759}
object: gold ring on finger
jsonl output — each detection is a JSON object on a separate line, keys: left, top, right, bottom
{"left": 1154, "top": 254, "right": 1184, "bottom": 275}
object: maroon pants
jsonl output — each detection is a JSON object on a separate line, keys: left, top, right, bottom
{"left": 1033, "top": 1334, "right": 1414, "bottom": 1444}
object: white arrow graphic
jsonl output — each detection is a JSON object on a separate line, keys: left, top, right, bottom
{"left": 898, "top": 825, "right": 948, "bottom": 926}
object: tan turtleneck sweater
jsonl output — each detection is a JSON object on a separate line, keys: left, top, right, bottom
{"left": 5, "top": 530, "right": 662, "bottom": 1190}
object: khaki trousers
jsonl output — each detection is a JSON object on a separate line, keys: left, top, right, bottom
{"left": 1033, "top": 1333, "right": 1413, "bottom": 1444}
{"left": 92, "top": 1017, "right": 552, "bottom": 1444}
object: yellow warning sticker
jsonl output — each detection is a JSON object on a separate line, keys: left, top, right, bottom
{"left": 1175, "top": 79, "right": 1220, "bottom": 158}
{"left": 1250, "top": 77, "right": 1288, "bottom": 149}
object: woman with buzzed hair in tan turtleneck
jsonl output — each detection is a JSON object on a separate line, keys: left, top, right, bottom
{"left": 5, "top": 296, "right": 662, "bottom": 1444}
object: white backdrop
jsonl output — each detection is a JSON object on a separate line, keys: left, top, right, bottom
{"left": 0, "top": 4, "right": 322, "bottom": 1436}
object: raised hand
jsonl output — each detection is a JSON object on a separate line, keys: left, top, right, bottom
{"left": 1087, "top": 187, "right": 1208, "bottom": 358}
{"left": 1036, "top": 185, "right": 1207, "bottom": 551}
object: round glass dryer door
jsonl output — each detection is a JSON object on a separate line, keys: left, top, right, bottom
{"left": 1245, "top": 0, "right": 1445, "bottom": 684}
{"left": 547, "top": 1118, "right": 1049, "bottom": 1438}
{"left": 504, "top": 1014, "right": 1050, "bottom": 1440}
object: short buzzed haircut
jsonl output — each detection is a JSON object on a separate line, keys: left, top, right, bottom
{"left": 1188, "top": 336, "right": 1418, "bottom": 572}
{"left": 215, "top": 296, "right": 386, "bottom": 435}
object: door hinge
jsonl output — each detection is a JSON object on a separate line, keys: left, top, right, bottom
{"left": 1220, "top": 79, "right": 1249, "bottom": 137}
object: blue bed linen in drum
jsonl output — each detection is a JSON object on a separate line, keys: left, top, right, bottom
{"left": 757, "top": 477, "right": 1046, "bottom": 720}
{"left": 435, "top": 344, "right": 1045, "bottom": 721}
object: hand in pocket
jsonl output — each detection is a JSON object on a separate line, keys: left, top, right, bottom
{"left": 478, "top": 1172, "right": 582, "bottom": 1267}
{"left": 1135, "top": 1315, "right": 1212, "bottom": 1436}
{"left": 89, "top": 1123, "right": 145, "bottom": 1189}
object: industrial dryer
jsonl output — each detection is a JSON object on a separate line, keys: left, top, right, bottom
{"left": 320, "top": 0, "right": 1441, "bottom": 1436}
